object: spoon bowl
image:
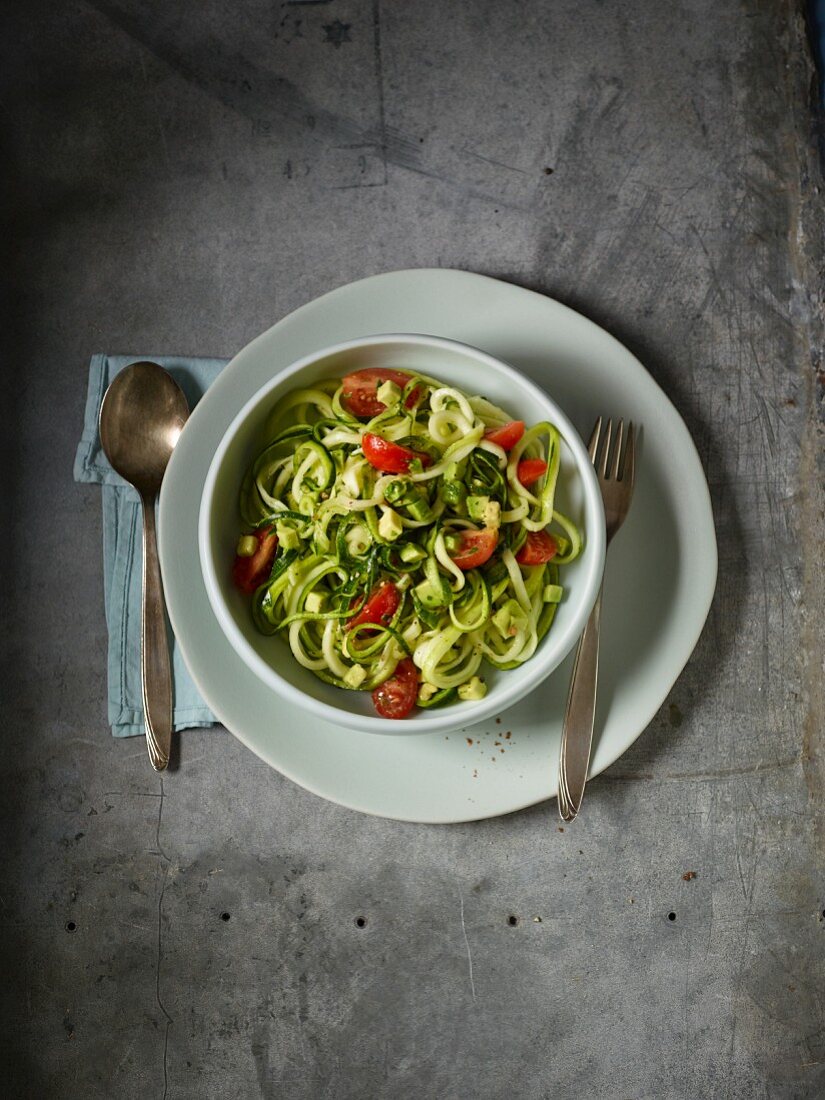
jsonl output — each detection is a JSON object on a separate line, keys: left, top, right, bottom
{"left": 100, "top": 362, "right": 189, "bottom": 494}
{"left": 99, "top": 362, "right": 189, "bottom": 770}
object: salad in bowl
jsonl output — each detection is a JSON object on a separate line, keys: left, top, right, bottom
{"left": 199, "top": 335, "right": 605, "bottom": 735}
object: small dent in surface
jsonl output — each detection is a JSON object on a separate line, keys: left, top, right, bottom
{"left": 354, "top": 915, "right": 367, "bottom": 929}
{"left": 668, "top": 703, "right": 683, "bottom": 728}
{"left": 323, "top": 20, "right": 351, "bottom": 47}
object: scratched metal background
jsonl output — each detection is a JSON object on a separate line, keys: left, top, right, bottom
{"left": 1, "top": 1, "right": 824, "bottom": 1097}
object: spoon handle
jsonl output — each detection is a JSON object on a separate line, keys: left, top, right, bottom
{"left": 140, "top": 494, "right": 172, "bottom": 771}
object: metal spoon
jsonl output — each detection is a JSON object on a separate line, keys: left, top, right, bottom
{"left": 99, "top": 362, "right": 189, "bottom": 771}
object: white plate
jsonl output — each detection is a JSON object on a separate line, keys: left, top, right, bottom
{"left": 159, "top": 269, "right": 717, "bottom": 823}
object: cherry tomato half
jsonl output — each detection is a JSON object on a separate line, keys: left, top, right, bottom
{"left": 517, "top": 459, "right": 548, "bottom": 486}
{"left": 341, "top": 368, "right": 421, "bottom": 420}
{"left": 233, "top": 527, "right": 278, "bottom": 594}
{"left": 484, "top": 420, "right": 525, "bottom": 450}
{"left": 450, "top": 528, "right": 498, "bottom": 570}
{"left": 372, "top": 657, "right": 419, "bottom": 719}
{"left": 348, "top": 580, "right": 400, "bottom": 631}
{"left": 515, "top": 530, "right": 557, "bottom": 565}
{"left": 362, "top": 432, "right": 433, "bottom": 474}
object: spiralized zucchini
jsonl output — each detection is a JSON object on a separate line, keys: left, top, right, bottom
{"left": 235, "top": 368, "right": 583, "bottom": 716}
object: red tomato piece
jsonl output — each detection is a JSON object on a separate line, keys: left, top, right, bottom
{"left": 484, "top": 420, "right": 525, "bottom": 451}
{"left": 348, "top": 580, "right": 400, "bottom": 631}
{"left": 450, "top": 528, "right": 498, "bottom": 570}
{"left": 517, "top": 459, "right": 548, "bottom": 486}
{"left": 341, "top": 368, "right": 421, "bottom": 419}
{"left": 372, "top": 657, "right": 419, "bottom": 719}
{"left": 362, "top": 432, "right": 433, "bottom": 474}
{"left": 233, "top": 527, "right": 278, "bottom": 594}
{"left": 515, "top": 530, "right": 557, "bottom": 565}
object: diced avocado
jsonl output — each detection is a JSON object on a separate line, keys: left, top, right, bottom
{"left": 418, "top": 682, "right": 439, "bottom": 704}
{"left": 343, "top": 664, "right": 367, "bottom": 689}
{"left": 442, "top": 480, "right": 467, "bottom": 505}
{"left": 467, "top": 494, "right": 490, "bottom": 521}
{"left": 305, "top": 591, "right": 324, "bottom": 613}
{"left": 236, "top": 535, "right": 258, "bottom": 557}
{"left": 399, "top": 542, "right": 427, "bottom": 563}
{"left": 378, "top": 506, "right": 404, "bottom": 542}
{"left": 275, "top": 523, "right": 301, "bottom": 550}
{"left": 376, "top": 379, "right": 402, "bottom": 406}
{"left": 484, "top": 500, "right": 501, "bottom": 529}
{"left": 543, "top": 584, "right": 563, "bottom": 604}
{"left": 458, "top": 676, "right": 487, "bottom": 701}
{"left": 414, "top": 577, "right": 446, "bottom": 609}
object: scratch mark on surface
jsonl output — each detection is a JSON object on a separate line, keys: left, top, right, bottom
{"left": 87, "top": 0, "right": 533, "bottom": 211}
{"left": 155, "top": 778, "right": 172, "bottom": 1098}
{"left": 461, "top": 147, "right": 528, "bottom": 175}
{"left": 156, "top": 111, "right": 171, "bottom": 171}
{"left": 683, "top": 937, "right": 691, "bottom": 1072}
{"left": 733, "top": 823, "right": 756, "bottom": 906}
{"left": 602, "top": 756, "right": 801, "bottom": 783}
{"left": 371, "top": 0, "right": 388, "bottom": 184}
{"left": 459, "top": 893, "right": 476, "bottom": 1001}
{"left": 155, "top": 776, "right": 171, "bottom": 863}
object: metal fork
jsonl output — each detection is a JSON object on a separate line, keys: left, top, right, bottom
{"left": 558, "top": 417, "right": 637, "bottom": 822}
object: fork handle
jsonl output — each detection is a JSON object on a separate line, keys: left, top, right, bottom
{"left": 557, "top": 586, "right": 603, "bottom": 822}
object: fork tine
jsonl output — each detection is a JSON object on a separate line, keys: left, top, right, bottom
{"left": 587, "top": 416, "right": 602, "bottom": 462}
{"left": 599, "top": 418, "right": 613, "bottom": 478}
{"left": 623, "top": 421, "right": 636, "bottom": 487}
{"left": 611, "top": 419, "right": 624, "bottom": 481}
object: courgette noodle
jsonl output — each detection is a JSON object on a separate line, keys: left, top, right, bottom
{"left": 235, "top": 369, "right": 583, "bottom": 715}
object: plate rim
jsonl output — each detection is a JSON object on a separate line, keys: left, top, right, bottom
{"left": 159, "top": 267, "right": 718, "bottom": 823}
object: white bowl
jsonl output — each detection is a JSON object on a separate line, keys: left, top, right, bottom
{"left": 199, "top": 334, "right": 606, "bottom": 735}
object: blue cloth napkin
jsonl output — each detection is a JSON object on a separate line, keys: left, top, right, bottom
{"left": 74, "top": 354, "right": 227, "bottom": 736}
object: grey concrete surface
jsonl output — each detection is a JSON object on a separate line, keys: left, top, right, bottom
{"left": 2, "top": 1, "right": 824, "bottom": 1097}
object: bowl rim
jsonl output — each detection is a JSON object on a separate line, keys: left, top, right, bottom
{"left": 198, "top": 332, "right": 606, "bottom": 734}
